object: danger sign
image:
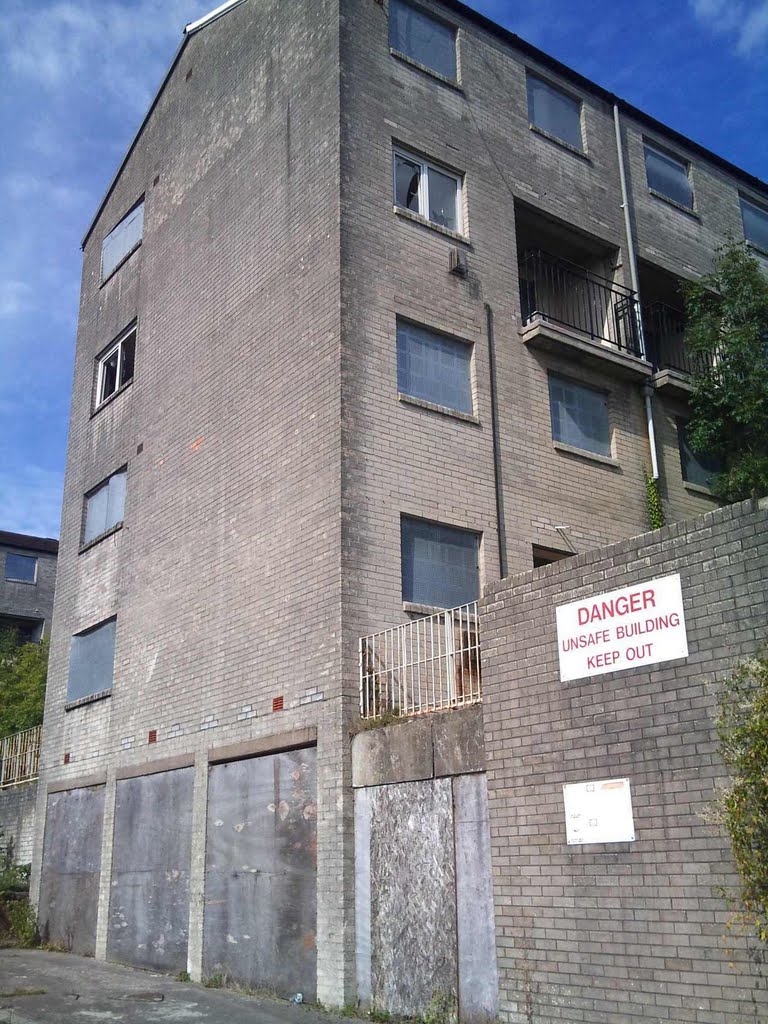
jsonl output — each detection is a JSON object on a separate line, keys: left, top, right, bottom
{"left": 555, "top": 573, "right": 688, "bottom": 682}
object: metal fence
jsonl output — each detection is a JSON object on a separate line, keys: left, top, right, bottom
{"left": 520, "top": 249, "right": 642, "bottom": 356}
{"left": 0, "top": 725, "right": 42, "bottom": 788}
{"left": 359, "top": 602, "right": 481, "bottom": 719}
{"left": 642, "top": 301, "right": 710, "bottom": 376}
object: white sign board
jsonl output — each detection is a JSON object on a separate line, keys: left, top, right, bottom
{"left": 555, "top": 573, "right": 688, "bottom": 682}
{"left": 563, "top": 778, "right": 635, "bottom": 845}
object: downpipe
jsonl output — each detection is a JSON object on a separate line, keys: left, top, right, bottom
{"left": 613, "top": 104, "right": 660, "bottom": 480}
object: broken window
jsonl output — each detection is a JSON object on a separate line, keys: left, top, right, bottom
{"left": 397, "top": 319, "right": 473, "bottom": 414}
{"left": 389, "top": 0, "right": 457, "bottom": 80}
{"left": 96, "top": 324, "right": 136, "bottom": 407}
{"left": 101, "top": 199, "right": 144, "bottom": 280}
{"left": 401, "top": 516, "right": 480, "bottom": 609}
{"left": 67, "top": 617, "right": 116, "bottom": 703}
{"left": 644, "top": 144, "right": 694, "bottom": 210}
{"left": 394, "top": 149, "right": 462, "bottom": 232}
{"left": 549, "top": 375, "right": 611, "bottom": 457}
{"left": 83, "top": 468, "right": 127, "bottom": 546}
{"left": 527, "top": 74, "right": 583, "bottom": 151}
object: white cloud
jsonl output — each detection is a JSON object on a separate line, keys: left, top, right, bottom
{"left": 690, "top": 0, "right": 768, "bottom": 55}
{"left": 0, "top": 464, "right": 64, "bottom": 538}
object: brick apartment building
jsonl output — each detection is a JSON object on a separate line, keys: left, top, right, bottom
{"left": 0, "top": 531, "right": 58, "bottom": 644}
{"left": 31, "top": 0, "right": 768, "bottom": 1016}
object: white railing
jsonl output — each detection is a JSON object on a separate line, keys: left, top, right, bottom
{"left": 0, "top": 725, "right": 42, "bottom": 788}
{"left": 359, "top": 602, "right": 481, "bottom": 719}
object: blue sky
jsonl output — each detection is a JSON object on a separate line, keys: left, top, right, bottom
{"left": 0, "top": 0, "right": 766, "bottom": 539}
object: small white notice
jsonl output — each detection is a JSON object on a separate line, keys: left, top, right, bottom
{"left": 555, "top": 573, "right": 688, "bottom": 682}
{"left": 563, "top": 778, "right": 635, "bottom": 845}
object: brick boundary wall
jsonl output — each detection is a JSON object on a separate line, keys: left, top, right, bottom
{"left": 0, "top": 781, "right": 38, "bottom": 865}
{"left": 480, "top": 497, "right": 768, "bottom": 1024}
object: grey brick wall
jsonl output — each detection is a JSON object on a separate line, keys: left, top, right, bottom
{"left": 481, "top": 497, "right": 768, "bottom": 1023}
{"left": 0, "top": 782, "right": 38, "bottom": 864}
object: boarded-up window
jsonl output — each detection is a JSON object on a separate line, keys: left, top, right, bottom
{"left": 527, "top": 75, "right": 583, "bottom": 150}
{"left": 67, "top": 618, "right": 116, "bottom": 703}
{"left": 389, "top": 0, "right": 457, "bottom": 80}
{"left": 101, "top": 200, "right": 144, "bottom": 280}
{"left": 397, "top": 320, "right": 473, "bottom": 413}
{"left": 549, "top": 375, "right": 610, "bottom": 457}
{"left": 401, "top": 516, "right": 480, "bottom": 608}
{"left": 83, "top": 468, "right": 126, "bottom": 545}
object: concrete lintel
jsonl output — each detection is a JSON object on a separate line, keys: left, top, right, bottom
{"left": 208, "top": 726, "right": 317, "bottom": 765}
{"left": 115, "top": 752, "right": 195, "bottom": 780}
{"left": 47, "top": 772, "right": 107, "bottom": 794}
{"left": 433, "top": 705, "right": 486, "bottom": 778}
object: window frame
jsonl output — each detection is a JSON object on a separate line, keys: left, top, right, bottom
{"left": 100, "top": 197, "right": 145, "bottom": 282}
{"left": 81, "top": 466, "right": 128, "bottom": 550}
{"left": 740, "top": 195, "right": 768, "bottom": 255}
{"left": 526, "top": 72, "right": 584, "bottom": 153}
{"left": 643, "top": 141, "right": 695, "bottom": 212}
{"left": 548, "top": 373, "right": 612, "bottom": 460}
{"left": 393, "top": 147, "right": 464, "bottom": 235}
{"left": 396, "top": 318, "right": 475, "bottom": 417}
{"left": 66, "top": 616, "right": 117, "bottom": 707}
{"left": 677, "top": 418, "right": 722, "bottom": 492}
{"left": 4, "top": 552, "right": 38, "bottom": 585}
{"left": 388, "top": 0, "right": 459, "bottom": 83}
{"left": 94, "top": 322, "right": 137, "bottom": 411}
{"left": 400, "top": 514, "right": 481, "bottom": 611}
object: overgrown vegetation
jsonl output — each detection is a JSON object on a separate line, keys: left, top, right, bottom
{"left": 0, "top": 837, "right": 37, "bottom": 950}
{"left": 713, "top": 655, "right": 768, "bottom": 947}
{"left": 0, "top": 628, "right": 48, "bottom": 740}
{"left": 683, "top": 241, "right": 768, "bottom": 503}
{"left": 643, "top": 470, "right": 665, "bottom": 530}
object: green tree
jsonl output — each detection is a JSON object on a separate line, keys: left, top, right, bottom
{"left": 0, "top": 628, "right": 48, "bottom": 739}
{"left": 683, "top": 241, "right": 768, "bottom": 503}
{"left": 714, "top": 656, "right": 768, "bottom": 947}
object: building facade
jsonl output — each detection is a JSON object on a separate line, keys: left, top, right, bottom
{"left": 31, "top": 0, "right": 768, "bottom": 1014}
{"left": 0, "top": 531, "right": 58, "bottom": 643}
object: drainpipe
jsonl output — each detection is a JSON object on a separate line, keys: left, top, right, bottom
{"left": 613, "top": 104, "right": 660, "bottom": 480}
{"left": 485, "top": 304, "right": 508, "bottom": 579}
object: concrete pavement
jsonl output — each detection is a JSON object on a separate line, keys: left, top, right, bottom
{"left": 0, "top": 951, "right": 348, "bottom": 1024}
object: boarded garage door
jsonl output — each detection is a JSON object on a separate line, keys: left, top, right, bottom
{"left": 107, "top": 766, "right": 194, "bottom": 972}
{"left": 38, "top": 785, "right": 105, "bottom": 955}
{"left": 204, "top": 748, "right": 317, "bottom": 998}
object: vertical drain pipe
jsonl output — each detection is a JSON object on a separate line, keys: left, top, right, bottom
{"left": 613, "top": 104, "right": 660, "bottom": 480}
{"left": 486, "top": 303, "right": 508, "bottom": 579}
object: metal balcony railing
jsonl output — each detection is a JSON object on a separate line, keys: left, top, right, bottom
{"left": 519, "top": 249, "right": 643, "bottom": 357}
{"left": 0, "top": 725, "right": 42, "bottom": 788}
{"left": 359, "top": 602, "right": 481, "bottom": 720}
{"left": 642, "top": 301, "right": 709, "bottom": 377}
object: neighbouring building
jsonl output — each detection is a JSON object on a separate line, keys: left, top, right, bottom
{"left": 30, "top": 0, "right": 768, "bottom": 1019}
{"left": 0, "top": 531, "right": 57, "bottom": 862}
{"left": 0, "top": 531, "right": 58, "bottom": 644}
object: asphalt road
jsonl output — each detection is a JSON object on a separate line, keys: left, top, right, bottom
{"left": 0, "top": 950, "right": 345, "bottom": 1024}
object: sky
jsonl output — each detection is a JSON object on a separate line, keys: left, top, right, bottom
{"left": 0, "top": 0, "right": 766, "bottom": 539}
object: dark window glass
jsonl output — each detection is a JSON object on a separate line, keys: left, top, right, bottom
{"left": 102, "top": 200, "right": 144, "bottom": 280}
{"left": 527, "top": 75, "right": 582, "bottom": 150}
{"left": 401, "top": 516, "right": 480, "bottom": 608}
{"left": 0, "top": 615, "right": 42, "bottom": 644}
{"left": 67, "top": 618, "right": 116, "bottom": 703}
{"left": 644, "top": 145, "right": 693, "bottom": 209}
{"left": 389, "top": 0, "right": 457, "bottom": 80}
{"left": 395, "top": 154, "right": 421, "bottom": 213}
{"left": 120, "top": 331, "right": 136, "bottom": 387}
{"left": 549, "top": 376, "right": 610, "bottom": 457}
{"left": 677, "top": 420, "right": 723, "bottom": 489}
{"left": 98, "top": 326, "right": 136, "bottom": 406}
{"left": 397, "top": 321, "right": 472, "bottom": 413}
{"left": 84, "top": 469, "right": 126, "bottom": 545}
{"left": 741, "top": 198, "right": 768, "bottom": 252}
{"left": 428, "top": 166, "right": 458, "bottom": 230}
{"left": 4, "top": 553, "right": 37, "bottom": 583}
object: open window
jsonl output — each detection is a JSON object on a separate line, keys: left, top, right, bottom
{"left": 394, "top": 148, "right": 463, "bottom": 233}
{"left": 96, "top": 323, "right": 136, "bottom": 408}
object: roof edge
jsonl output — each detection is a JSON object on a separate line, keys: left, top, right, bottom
{"left": 185, "top": 0, "right": 249, "bottom": 35}
{"left": 81, "top": 0, "right": 767, "bottom": 252}
{"left": 0, "top": 530, "right": 59, "bottom": 554}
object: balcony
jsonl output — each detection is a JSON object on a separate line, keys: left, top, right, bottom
{"left": 519, "top": 249, "right": 653, "bottom": 379}
{"left": 0, "top": 725, "right": 41, "bottom": 788}
{"left": 359, "top": 602, "right": 481, "bottom": 720}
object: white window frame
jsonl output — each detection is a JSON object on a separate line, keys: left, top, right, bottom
{"left": 393, "top": 147, "right": 463, "bottom": 233}
{"left": 4, "top": 553, "right": 38, "bottom": 585}
{"left": 95, "top": 323, "right": 136, "bottom": 409}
